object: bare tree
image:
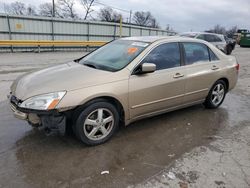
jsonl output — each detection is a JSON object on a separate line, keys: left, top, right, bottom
{"left": 57, "top": 0, "right": 78, "bottom": 19}
{"left": 39, "top": 3, "right": 53, "bottom": 17}
{"left": 133, "top": 11, "right": 158, "bottom": 28}
{"left": 226, "top": 26, "right": 238, "bottom": 38}
{"left": 26, "top": 5, "right": 37, "bottom": 16}
{"left": 206, "top": 24, "right": 238, "bottom": 38}
{"left": 150, "top": 18, "right": 160, "bottom": 28}
{"left": 39, "top": 2, "right": 64, "bottom": 18}
{"left": 206, "top": 24, "right": 226, "bottom": 35}
{"left": 4, "top": 1, "right": 26, "bottom": 15}
{"left": 166, "top": 24, "right": 174, "bottom": 32}
{"left": 98, "top": 7, "right": 121, "bottom": 22}
{"left": 80, "top": 0, "right": 95, "bottom": 20}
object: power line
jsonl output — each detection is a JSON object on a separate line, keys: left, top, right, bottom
{"left": 94, "top": 1, "right": 132, "bottom": 23}
{"left": 94, "top": 1, "right": 131, "bottom": 13}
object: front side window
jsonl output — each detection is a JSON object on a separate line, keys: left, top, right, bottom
{"left": 183, "top": 42, "right": 210, "bottom": 65}
{"left": 79, "top": 40, "right": 149, "bottom": 72}
{"left": 141, "top": 42, "right": 181, "bottom": 70}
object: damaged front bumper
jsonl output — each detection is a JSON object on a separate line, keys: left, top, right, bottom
{"left": 9, "top": 95, "right": 67, "bottom": 135}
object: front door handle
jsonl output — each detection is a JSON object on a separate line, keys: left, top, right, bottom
{"left": 211, "top": 65, "right": 219, "bottom": 70}
{"left": 173, "top": 73, "right": 184, "bottom": 78}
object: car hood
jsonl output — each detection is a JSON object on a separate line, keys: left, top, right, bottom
{"left": 11, "top": 62, "right": 125, "bottom": 100}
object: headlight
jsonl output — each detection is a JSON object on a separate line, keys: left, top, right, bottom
{"left": 20, "top": 91, "right": 66, "bottom": 110}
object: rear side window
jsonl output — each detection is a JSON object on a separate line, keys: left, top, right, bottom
{"left": 214, "top": 35, "right": 223, "bottom": 42}
{"left": 205, "top": 34, "right": 222, "bottom": 42}
{"left": 142, "top": 42, "right": 181, "bottom": 70}
{"left": 183, "top": 43, "right": 210, "bottom": 65}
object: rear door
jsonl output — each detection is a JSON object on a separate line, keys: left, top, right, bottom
{"left": 181, "top": 42, "right": 221, "bottom": 104}
{"left": 129, "top": 42, "right": 186, "bottom": 119}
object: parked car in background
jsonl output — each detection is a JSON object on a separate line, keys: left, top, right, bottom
{"left": 239, "top": 32, "right": 250, "bottom": 47}
{"left": 180, "top": 32, "right": 235, "bottom": 55}
{"left": 9, "top": 36, "right": 239, "bottom": 146}
{"left": 233, "top": 29, "right": 249, "bottom": 44}
{"left": 233, "top": 33, "right": 241, "bottom": 45}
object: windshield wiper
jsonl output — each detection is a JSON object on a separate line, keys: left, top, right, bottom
{"left": 83, "top": 63, "right": 97, "bottom": 69}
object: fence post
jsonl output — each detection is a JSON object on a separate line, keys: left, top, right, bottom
{"left": 113, "top": 24, "right": 116, "bottom": 40}
{"left": 86, "top": 22, "right": 90, "bottom": 51}
{"left": 140, "top": 28, "right": 142, "bottom": 36}
{"left": 6, "top": 15, "right": 13, "bottom": 52}
{"left": 87, "top": 22, "right": 90, "bottom": 41}
{"left": 119, "top": 16, "right": 122, "bottom": 37}
{"left": 129, "top": 26, "right": 132, "bottom": 37}
{"left": 51, "top": 17, "right": 55, "bottom": 52}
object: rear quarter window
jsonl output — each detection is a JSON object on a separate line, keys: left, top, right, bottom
{"left": 209, "top": 48, "right": 219, "bottom": 61}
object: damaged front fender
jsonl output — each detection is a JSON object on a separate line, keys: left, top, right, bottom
{"left": 40, "top": 114, "right": 66, "bottom": 136}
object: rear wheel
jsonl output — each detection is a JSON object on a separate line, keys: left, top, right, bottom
{"left": 204, "top": 80, "right": 226, "bottom": 109}
{"left": 74, "top": 101, "right": 119, "bottom": 146}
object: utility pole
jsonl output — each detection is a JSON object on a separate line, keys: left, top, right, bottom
{"left": 129, "top": 10, "right": 132, "bottom": 24}
{"left": 52, "top": 0, "right": 55, "bottom": 17}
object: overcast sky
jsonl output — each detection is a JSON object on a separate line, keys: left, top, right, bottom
{"left": 0, "top": 0, "right": 249, "bottom": 32}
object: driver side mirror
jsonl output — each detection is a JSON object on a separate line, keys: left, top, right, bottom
{"left": 136, "top": 63, "right": 156, "bottom": 74}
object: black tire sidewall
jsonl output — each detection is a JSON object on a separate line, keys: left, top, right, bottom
{"left": 75, "top": 101, "right": 119, "bottom": 146}
{"left": 205, "top": 80, "right": 226, "bottom": 109}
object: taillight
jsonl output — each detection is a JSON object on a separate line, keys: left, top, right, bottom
{"left": 236, "top": 63, "right": 240, "bottom": 71}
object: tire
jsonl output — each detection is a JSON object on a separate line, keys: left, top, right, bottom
{"left": 74, "top": 100, "right": 119, "bottom": 146}
{"left": 204, "top": 80, "right": 227, "bottom": 109}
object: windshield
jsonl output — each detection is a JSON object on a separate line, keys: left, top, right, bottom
{"left": 79, "top": 39, "right": 149, "bottom": 72}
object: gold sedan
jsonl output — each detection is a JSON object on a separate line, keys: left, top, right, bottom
{"left": 9, "top": 36, "right": 239, "bottom": 145}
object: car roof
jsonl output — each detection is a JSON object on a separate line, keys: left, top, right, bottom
{"left": 121, "top": 35, "right": 216, "bottom": 44}
{"left": 181, "top": 32, "right": 224, "bottom": 37}
{"left": 121, "top": 36, "right": 176, "bottom": 43}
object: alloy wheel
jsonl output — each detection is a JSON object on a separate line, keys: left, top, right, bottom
{"left": 211, "top": 83, "right": 225, "bottom": 106}
{"left": 83, "top": 108, "right": 114, "bottom": 141}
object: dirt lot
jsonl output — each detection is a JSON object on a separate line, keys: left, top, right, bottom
{"left": 0, "top": 47, "right": 249, "bottom": 188}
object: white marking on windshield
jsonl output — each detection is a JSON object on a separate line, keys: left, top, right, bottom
{"left": 131, "top": 42, "right": 149, "bottom": 47}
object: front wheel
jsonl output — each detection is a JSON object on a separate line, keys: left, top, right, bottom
{"left": 204, "top": 80, "right": 227, "bottom": 109}
{"left": 74, "top": 101, "right": 119, "bottom": 146}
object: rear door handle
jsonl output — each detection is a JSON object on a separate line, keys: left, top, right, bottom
{"left": 173, "top": 73, "right": 184, "bottom": 78}
{"left": 211, "top": 65, "right": 219, "bottom": 70}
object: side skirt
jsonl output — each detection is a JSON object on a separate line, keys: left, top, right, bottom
{"left": 126, "top": 99, "right": 205, "bottom": 125}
